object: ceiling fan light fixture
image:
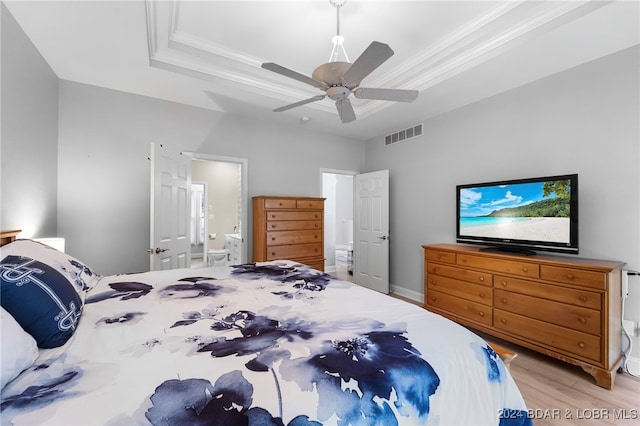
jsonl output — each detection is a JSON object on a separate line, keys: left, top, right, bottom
{"left": 261, "top": 0, "right": 418, "bottom": 123}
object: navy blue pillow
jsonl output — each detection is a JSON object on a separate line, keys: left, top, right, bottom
{"left": 1, "top": 255, "right": 83, "bottom": 348}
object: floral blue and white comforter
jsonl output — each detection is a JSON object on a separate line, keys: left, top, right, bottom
{"left": 1, "top": 261, "right": 531, "bottom": 425}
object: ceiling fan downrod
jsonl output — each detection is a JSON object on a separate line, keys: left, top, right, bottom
{"left": 329, "top": 0, "right": 349, "bottom": 63}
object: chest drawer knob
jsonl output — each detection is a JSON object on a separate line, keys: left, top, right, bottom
{"left": 479, "top": 276, "right": 485, "bottom": 282}
{"left": 478, "top": 311, "right": 485, "bottom": 317}
{"left": 501, "top": 298, "right": 508, "bottom": 304}
{"left": 578, "top": 317, "right": 587, "bottom": 324}
{"left": 479, "top": 293, "right": 485, "bottom": 298}
{"left": 578, "top": 296, "right": 587, "bottom": 302}
{"left": 567, "top": 274, "right": 575, "bottom": 280}
{"left": 431, "top": 280, "right": 437, "bottom": 285}
{"left": 522, "top": 267, "right": 528, "bottom": 272}
{"left": 431, "top": 296, "right": 437, "bottom": 302}
{"left": 578, "top": 342, "right": 586, "bottom": 349}
{"left": 500, "top": 281, "right": 507, "bottom": 287}
{"left": 500, "top": 318, "right": 507, "bottom": 324}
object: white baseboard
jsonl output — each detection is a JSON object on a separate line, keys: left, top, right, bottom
{"left": 390, "top": 283, "right": 423, "bottom": 304}
{"left": 325, "top": 265, "right": 337, "bottom": 273}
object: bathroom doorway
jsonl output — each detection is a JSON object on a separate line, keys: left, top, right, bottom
{"left": 321, "top": 169, "right": 356, "bottom": 282}
{"left": 183, "top": 152, "right": 248, "bottom": 268}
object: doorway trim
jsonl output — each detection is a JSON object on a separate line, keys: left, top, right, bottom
{"left": 182, "top": 151, "right": 249, "bottom": 265}
{"left": 191, "top": 181, "right": 208, "bottom": 265}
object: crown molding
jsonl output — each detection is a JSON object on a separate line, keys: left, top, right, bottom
{"left": 145, "top": 0, "right": 606, "bottom": 120}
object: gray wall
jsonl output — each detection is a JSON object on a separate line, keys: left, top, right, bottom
{"left": 365, "top": 46, "right": 640, "bottom": 356}
{"left": 56, "top": 81, "right": 365, "bottom": 275}
{"left": 366, "top": 46, "right": 639, "bottom": 296}
{"left": 1, "top": 4, "right": 58, "bottom": 237}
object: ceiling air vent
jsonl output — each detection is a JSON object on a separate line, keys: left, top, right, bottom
{"left": 384, "top": 123, "right": 423, "bottom": 146}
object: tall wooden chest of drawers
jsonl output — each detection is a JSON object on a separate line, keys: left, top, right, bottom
{"left": 252, "top": 196, "right": 325, "bottom": 271}
{"left": 423, "top": 243, "right": 625, "bottom": 389}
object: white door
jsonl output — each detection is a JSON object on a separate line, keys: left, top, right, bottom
{"left": 354, "top": 170, "right": 389, "bottom": 293}
{"left": 150, "top": 142, "right": 191, "bottom": 271}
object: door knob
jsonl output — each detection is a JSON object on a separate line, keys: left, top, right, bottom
{"left": 378, "top": 235, "right": 388, "bottom": 240}
{"left": 147, "top": 247, "right": 169, "bottom": 254}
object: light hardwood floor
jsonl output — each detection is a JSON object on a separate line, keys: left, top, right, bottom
{"left": 330, "top": 265, "right": 639, "bottom": 425}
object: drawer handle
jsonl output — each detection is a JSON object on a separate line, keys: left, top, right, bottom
{"left": 271, "top": 252, "right": 276, "bottom": 256}
{"left": 578, "top": 342, "right": 586, "bottom": 348}
{"left": 431, "top": 280, "right": 437, "bottom": 285}
{"left": 567, "top": 274, "right": 575, "bottom": 280}
{"left": 479, "top": 276, "right": 485, "bottom": 282}
{"left": 578, "top": 317, "right": 586, "bottom": 324}
{"left": 431, "top": 297, "right": 436, "bottom": 302}
{"left": 271, "top": 214, "right": 276, "bottom": 219}
{"left": 501, "top": 298, "right": 508, "bottom": 304}
{"left": 478, "top": 311, "right": 485, "bottom": 317}
{"left": 578, "top": 296, "right": 587, "bottom": 302}
{"left": 271, "top": 237, "right": 276, "bottom": 241}
{"left": 500, "top": 281, "right": 507, "bottom": 287}
{"left": 522, "top": 267, "right": 528, "bottom": 272}
{"left": 479, "top": 293, "right": 485, "bottom": 298}
{"left": 500, "top": 319, "right": 507, "bottom": 324}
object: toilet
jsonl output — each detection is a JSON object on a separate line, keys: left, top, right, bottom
{"left": 207, "top": 249, "right": 227, "bottom": 267}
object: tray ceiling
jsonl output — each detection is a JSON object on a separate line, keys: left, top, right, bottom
{"left": 4, "top": 0, "right": 639, "bottom": 141}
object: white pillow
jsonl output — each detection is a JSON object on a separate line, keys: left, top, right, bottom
{"left": 1, "top": 307, "right": 39, "bottom": 389}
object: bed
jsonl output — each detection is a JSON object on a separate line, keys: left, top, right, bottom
{"left": 1, "top": 238, "right": 532, "bottom": 425}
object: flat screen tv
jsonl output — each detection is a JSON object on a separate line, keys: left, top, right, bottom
{"left": 456, "top": 174, "right": 578, "bottom": 255}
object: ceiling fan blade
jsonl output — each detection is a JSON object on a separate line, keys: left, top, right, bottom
{"left": 335, "top": 98, "right": 356, "bottom": 123}
{"left": 354, "top": 87, "right": 419, "bottom": 102}
{"left": 342, "top": 41, "right": 394, "bottom": 88}
{"left": 262, "top": 63, "right": 327, "bottom": 89}
{"left": 273, "top": 95, "right": 326, "bottom": 112}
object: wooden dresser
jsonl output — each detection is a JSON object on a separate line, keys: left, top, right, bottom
{"left": 252, "top": 196, "right": 325, "bottom": 271}
{"left": 423, "top": 243, "right": 625, "bottom": 389}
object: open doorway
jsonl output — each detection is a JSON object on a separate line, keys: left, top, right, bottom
{"left": 321, "top": 169, "right": 356, "bottom": 282}
{"left": 183, "top": 152, "right": 248, "bottom": 268}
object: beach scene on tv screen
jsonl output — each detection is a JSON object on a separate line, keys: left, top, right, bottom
{"left": 459, "top": 179, "right": 571, "bottom": 243}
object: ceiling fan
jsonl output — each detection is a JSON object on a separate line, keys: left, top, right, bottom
{"left": 261, "top": 0, "right": 418, "bottom": 123}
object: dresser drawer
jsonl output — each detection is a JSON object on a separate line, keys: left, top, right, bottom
{"left": 427, "top": 274, "right": 492, "bottom": 305}
{"left": 296, "top": 199, "right": 323, "bottom": 210}
{"left": 264, "top": 199, "right": 297, "bottom": 209}
{"left": 267, "top": 230, "right": 322, "bottom": 246}
{"left": 267, "top": 220, "right": 321, "bottom": 231}
{"left": 426, "top": 289, "right": 492, "bottom": 326}
{"left": 266, "top": 243, "right": 322, "bottom": 260}
{"left": 266, "top": 211, "right": 322, "bottom": 221}
{"left": 494, "top": 310, "right": 601, "bottom": 362}
{"left": 457, "top": 254, "right": 539, "bottom": 279}
{"left": 426, "top": 263, "right": 492, "bottom": 286}
{"left": 494, "top": 289, "right": 600, "bottom": 335}
{"left": 540, "top": 265, "right": 607, "bottom": 290}
{"left": 494, "top": 275, "right": 601, "bottom": 310}
{"left": 425, "top": 249, "right": 456, "bottom": 265}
